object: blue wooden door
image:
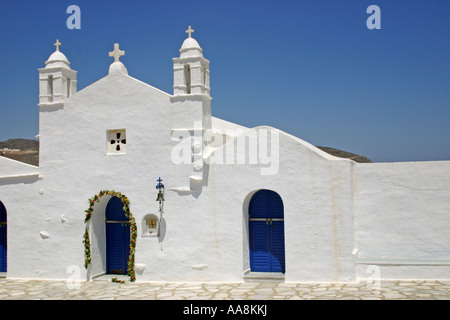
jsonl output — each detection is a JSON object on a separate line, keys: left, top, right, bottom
{"left": 105, "top": 197, "right": 130, "bottom": 275}
{"left": 249, "top": 190, "right": 285, "bottom": 273}
{"left": 0, "top": 201, "right": 6, "bottom": 273}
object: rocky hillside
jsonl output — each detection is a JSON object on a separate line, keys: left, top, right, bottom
{"left": 0, "top": 139, "right": 371, "bottom": 167}
{"left": 316, "top": 146, "right": 371, "bottom": 163}
{"left": 0, "top": 139, "right": 39, "bottom": 166}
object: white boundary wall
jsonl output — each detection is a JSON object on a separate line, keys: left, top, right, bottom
{"left": 354, "top": 161, "right": 450, "bottom": 280}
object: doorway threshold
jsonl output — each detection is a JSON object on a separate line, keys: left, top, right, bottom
{"left": 92, "top": 273, "right": 129, "bottom": 282}
{"left": 244, "top": 271, "right": 285, "bottom": 282}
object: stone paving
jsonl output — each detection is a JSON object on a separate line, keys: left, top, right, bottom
{"left": 0, "top": 278, "right": 449, "bottom": 300}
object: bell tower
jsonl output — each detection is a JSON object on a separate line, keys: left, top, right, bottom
{"left": 173, "top": 26, "right": 210, "bottom": 97}
{"left": 172, "top": 26, "right": 211, "bottom": 129}
{"left": 38, "top": 39, "right": 77, "bottom": 107}
{"left": 171, "top": 27, "right": 212, "bottom": 187}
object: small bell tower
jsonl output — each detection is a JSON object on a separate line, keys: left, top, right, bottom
{"left": 173, "top": 26, "right": 210, "bottom": 97}
{"left": 172, "top": 26, "right": 211, "bottom": 129}
{"left": 171, "top": 27, "right": 212, "bottom": 187}
{"left": 38, "top": 39, "right": 77, "bottom": 107}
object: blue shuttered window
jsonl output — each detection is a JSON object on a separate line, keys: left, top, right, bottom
{"left": 249, "top": 190, "right": 285, "bottom": 273}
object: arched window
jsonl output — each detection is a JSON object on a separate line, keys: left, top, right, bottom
{"left": 184, "top": 64, "right": 191, "bottom": 94}
{"left": 249, "top": 189, "right": 285, "bottom": 273}
{"left": 47, "top": 75, "right": 54, "bottom": 102}
{"left": 67, "top": 78, "right": 71, "bottom": 97}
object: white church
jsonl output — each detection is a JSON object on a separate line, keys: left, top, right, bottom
{"left": 1, "top": 27, "right": 449, "bottom": 283}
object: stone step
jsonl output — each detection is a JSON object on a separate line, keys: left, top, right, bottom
{"left": 244, "top": 272, "right": 285, "bottom": 282}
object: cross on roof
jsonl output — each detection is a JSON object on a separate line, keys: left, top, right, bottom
{"left": 109, "top": 43, "right": 125, "bottom": 62}
{"left": 185, "top": 25, "right": 194, "bottom": 38}
{"left": 54, "top": 39, "right": 61, "bottom": 52}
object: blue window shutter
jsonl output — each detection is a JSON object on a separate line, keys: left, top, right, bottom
{"left": 249, "top": 191, "right": 270, "bottom": 219}
{"left": 269, "top": 192, "right": 284, "bottom": 219}
{"left": 249, "top": 221, "right": 270, "bottom": 272}
{"left": 270, "top": 221, "right": 285, "bottom": 273}
{"left": 249, "top": 190, "right": 286, "bottom": 273}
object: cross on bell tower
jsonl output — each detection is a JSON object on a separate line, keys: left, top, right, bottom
{"left": 54, "top": 39, "right": 61, "bottom": 52}
{"left": 185, "top": 25, "right": 194, "bottom": 38}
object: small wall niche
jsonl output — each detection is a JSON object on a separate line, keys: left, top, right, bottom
{"left": 142, "top": 214, "right": 159, "bottom": 238}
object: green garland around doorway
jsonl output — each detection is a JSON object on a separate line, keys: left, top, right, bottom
{"left": 83, "top": 190, "right": 137, "bottom": 282}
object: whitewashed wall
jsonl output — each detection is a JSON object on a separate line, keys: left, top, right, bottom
{"left": 0, "top": 157, "right": 40, "bottom": 278}
{"left": 354, "top": 161, "right": 450, "bottom": 280}
{"left": 209, "top": 127, "right": 356, "bottom": 282}
{"left": 34, "top": 71, "right": 176, "bottom": 280}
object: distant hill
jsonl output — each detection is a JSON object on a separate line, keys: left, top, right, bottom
{"left": 0, "top": 139, "right": 39, "bottom": 166}
{"left": 0, "top": 139, "right": 371, "bottom": 167}
{"left": 316, "top": 146, "right": 372, "bottom": 163}
{"left": 0, "top": 138, "right": 39, "bottom": 150}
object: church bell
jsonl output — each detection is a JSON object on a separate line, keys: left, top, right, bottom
{"left": 156, "top": 191, "right": 165, "bottom": 203}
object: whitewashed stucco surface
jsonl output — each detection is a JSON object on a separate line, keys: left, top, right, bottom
{"left": 354, "top": 161, "right": 450, "bottom": 280}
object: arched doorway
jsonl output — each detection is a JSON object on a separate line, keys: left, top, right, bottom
{"left": 105, "top": 196, "right": 130, "bottom": 275}
{"left": 0, "top": 201, "right": 6, "bottom": 273}
{"left": 249, "top": 190, "right": 285, "bottom": 273}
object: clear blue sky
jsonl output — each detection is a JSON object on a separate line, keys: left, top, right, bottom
{"left": 0, "top": 0, "right": 449, "bottom": 162}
